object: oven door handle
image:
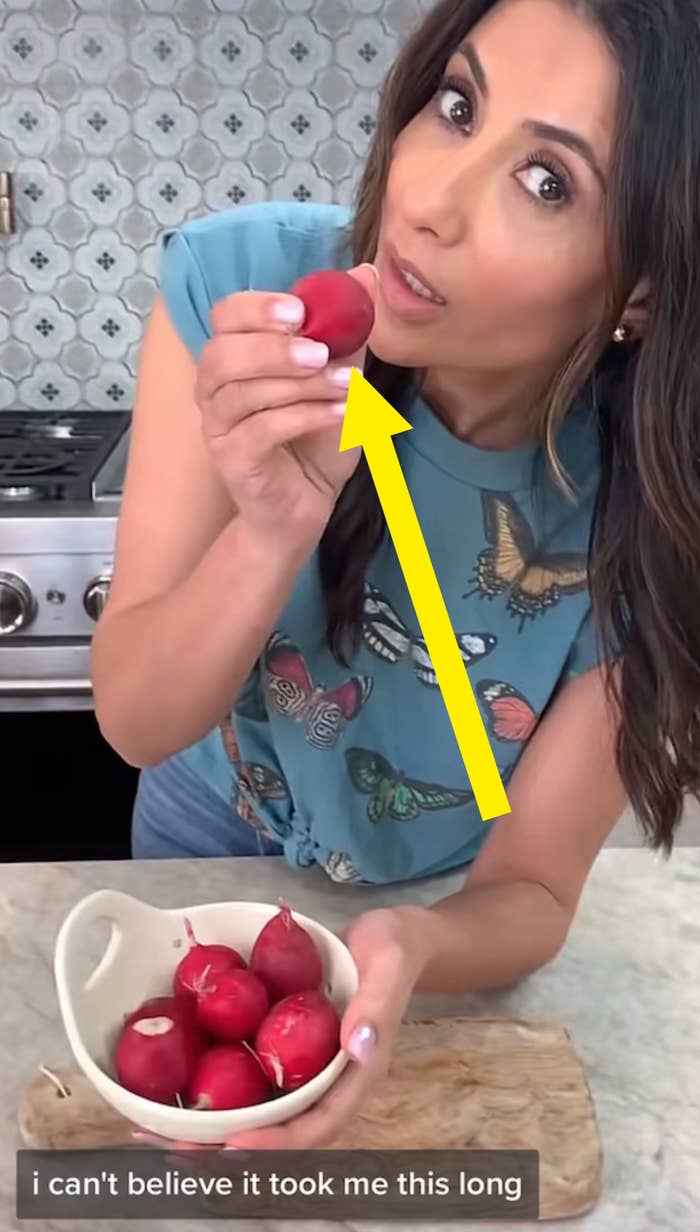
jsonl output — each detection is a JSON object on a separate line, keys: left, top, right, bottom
{"left": 0, "top": 677, "right": 93, "bottom": 696}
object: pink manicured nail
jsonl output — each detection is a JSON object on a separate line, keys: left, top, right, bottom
{"left": 348, "top": 1022, "right": 377, "bottom": 1063}
{"left": 271, "top": 297, "right": 305, "bottom": 324}
{"left": 290, "top": 338, "right": 329, "bottom": 367}
{"left": 358, "top": 263, "right": 379, "bottom": 285}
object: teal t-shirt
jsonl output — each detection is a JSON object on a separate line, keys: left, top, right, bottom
{"left": 159, "top": 199, "right": 605, "bottom": 885}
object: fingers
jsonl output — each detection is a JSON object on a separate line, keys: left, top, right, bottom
{"left": 346, "top": 262, "right": 379, "bottom": 305}
{"left": 200, "top": 339, "right": 365, "bottom": 440}
{"left": 216, "top": 403, "right": 348, "bottom": 492}
{"left": 209, "top": 290, "right": 307, "bottom": 337}
{"left": 197, "top": 268, "right": 372, "bottom": 458}
{"left": 198, "top": 332, "right": 364, "bottom": 410}
{"left": 129, "top": 1060, "right": 373, "bottom": 1154}
{"left": 341, "top": 944, "right": 412, "bottom": 1048}
{"left": 199, "top": 270, "right": 372, "bottom": 420}
{"left": 223, "top": 1060, "right": 373, "bottom": 1151}
{"left": 131, "top": 1129, "right": 220, "bottom": 1150}
{"left": 207, "top": 261, "right": 377, "bottom": 338}
{"left": 196, "top": 331, "right": 330, "bottom": 405}
{"left": 203, "top": 364, "right": 353, "bottom": 438}
{"left": 130, "top": 1065, "right": 374, "bottom": 1154}
{"left": 131, "top": 1129, "right": 172, "bottom": 1147}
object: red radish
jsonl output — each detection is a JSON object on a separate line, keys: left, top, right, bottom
{"left": 289, "top": 268, "right": 374, "bottom": 359}
{"left": 196, "top": 969, "right": 270, "bottom": 1042}
{"left": 255, "top": 990, "right": 340, "bottom": 1091}
{"left": 188, "top": 1043, "right": 271, "bottom": 1110}
{"left": 123, "top": 995, "right": 199, "bottom": 1032}
{"left": 250, "top": 903, "right": 323, "bottom": 1003}
{"left": 173, "top": 917, "right": 246, "bottom": 999}
{"left": 114, "top": 1015, "right": 201, "bottom": 1105}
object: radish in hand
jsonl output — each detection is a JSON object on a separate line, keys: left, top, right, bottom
{"left": 289, "top": 268, "right": 374, "bottom": 359}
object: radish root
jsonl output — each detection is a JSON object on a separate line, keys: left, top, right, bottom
{"left": 39, "top": 1065, "right": 71, "bottom": 1098}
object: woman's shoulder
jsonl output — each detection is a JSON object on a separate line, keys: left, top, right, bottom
{"left": 176, "top": 198, "right": 352, "bottom": 242}
{"left": 158, "top": 199, "right": 354, "bottom": 358}
{"left": 164, "top": 199, "right": 354, "bottom": 297}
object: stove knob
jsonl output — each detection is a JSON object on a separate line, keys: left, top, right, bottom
{"left": 0, "top": 571, "right": 35, "bottom": 635}
{"left": 84, "top": 575, "right": 111, "bottom": 622}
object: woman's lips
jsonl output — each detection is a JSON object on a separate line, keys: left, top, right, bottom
{"left": 379, "top": 251, "right": 447, "bottom": 323}
{"left": 387, "top": 243, "right": 445, "bottom": 303}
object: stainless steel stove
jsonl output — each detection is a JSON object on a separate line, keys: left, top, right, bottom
{"left": 0, "top": 411, "right": 129, "bottom": 711}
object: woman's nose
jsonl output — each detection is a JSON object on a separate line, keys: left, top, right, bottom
{"left": 401, "top": 148, "right": 488, "bottom": 243}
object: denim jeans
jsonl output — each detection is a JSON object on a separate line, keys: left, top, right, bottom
{"left": 131, "top": 753, "right": 284, "bottom": 859}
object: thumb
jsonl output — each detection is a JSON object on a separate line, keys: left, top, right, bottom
{"left": 341, "top": 263, "right": 378, "bottom": 374}
{"left": 341, "top": 998, "right": 380, "bottom": 1067}
{"left": 340, "top": 948, "right": 408, "bottom": 1067}
{"left": 348, "top": 261, "right": 379, "bottom": 306}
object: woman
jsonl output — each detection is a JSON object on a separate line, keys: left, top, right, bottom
{"left": 92, "top": 0, "right": 700, "bottom": 1148}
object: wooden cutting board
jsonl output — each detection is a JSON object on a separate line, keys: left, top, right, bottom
{"left": 18, "top": 1016, "right": 602, "bottom": 1221}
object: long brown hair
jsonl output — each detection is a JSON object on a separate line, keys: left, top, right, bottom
{"left": 318, "top": 0, "right": 700, "bottom": 856}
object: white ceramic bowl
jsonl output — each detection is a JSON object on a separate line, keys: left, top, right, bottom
{"left": 54, "top": 889, "right": 358, "bottom": 1144}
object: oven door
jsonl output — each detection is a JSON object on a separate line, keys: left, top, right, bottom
{"left": 0, "top": 640, "right": 92, "bottom": 711}
{"left": 0, "top": 638, "right": 138, "bottom": 860}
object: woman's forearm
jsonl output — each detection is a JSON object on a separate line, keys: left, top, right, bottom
{"left": 395, "top": 879, "right": 572, "bottom": 996}
{"left": 91, "top": 518, "right": 311, "bottom": 767}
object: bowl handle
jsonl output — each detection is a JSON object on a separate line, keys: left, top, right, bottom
{"left": 54, "top": 890, "right": 157, "bottom": 1030}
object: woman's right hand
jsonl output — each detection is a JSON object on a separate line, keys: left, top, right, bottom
{"left": 195, "top": 263, "right": 378, "bottom": 553}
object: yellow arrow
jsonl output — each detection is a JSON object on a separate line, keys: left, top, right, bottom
{"left": 339, "top": 366, "right": 510, "bottom": 821}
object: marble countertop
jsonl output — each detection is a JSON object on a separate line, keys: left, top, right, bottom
{"left": 3, "top": 848, "right": 699, "bottom": 1231}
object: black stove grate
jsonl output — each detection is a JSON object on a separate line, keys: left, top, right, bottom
{"left": 0, "top": 412, "right": 130, "bottom": 501}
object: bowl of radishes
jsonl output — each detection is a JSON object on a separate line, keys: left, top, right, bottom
{"left": 54, "top": 890, "right": 358, "bottom": 1144}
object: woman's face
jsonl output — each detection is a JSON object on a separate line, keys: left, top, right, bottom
{"left": 371, "top": 0, "right": 620, "bottom": 382}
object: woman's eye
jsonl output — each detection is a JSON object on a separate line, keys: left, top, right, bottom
{"left": 432, "top": 78, "right": 573, "bottom": 209}
{"left": 436, "top": 85, "right": 475, "bottom": 133}
{"left": 516, "top": 162, "right": 570, "bottom": 206}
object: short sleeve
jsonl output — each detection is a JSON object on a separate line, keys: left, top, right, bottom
{"left": 158, "top": 228, "right": 213, "bottom": 362}
{"left": 561, "top": 604, "right": 620, "bottom": 680}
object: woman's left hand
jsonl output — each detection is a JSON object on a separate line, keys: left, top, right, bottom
{"left": 224, "top": 907, "right": 424, "bottom": 1149}
{"left": 133, "top": 906, "right": 431, "bottom": 1151}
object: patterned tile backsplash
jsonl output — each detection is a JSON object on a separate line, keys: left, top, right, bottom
{"left": 0, "top": 0, "right": 427, "bottom": 412}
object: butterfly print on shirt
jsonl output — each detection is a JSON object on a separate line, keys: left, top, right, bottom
{"left": 346, "top": 747, "right": 473, "bottom": 823}
{"left": 219, "top": 716, "right": 289, "bottom": 835}
{"left": 363, "top": 582, "right": 497, "bottom": 686}
{"left": 264, "top": 632, "right": 373, "bottom": 749}
{"left": 464, "top": 491, "right": 589, "bottom": 630}
{"left": 322, "top": 851, "right": 364, "bottom": 883}
{"left": 476, "top": 679, "right": 539, "bottom": 743}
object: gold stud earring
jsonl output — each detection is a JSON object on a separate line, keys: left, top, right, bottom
{"left": 613, "top": 324, "right": 629, "bottom": 344}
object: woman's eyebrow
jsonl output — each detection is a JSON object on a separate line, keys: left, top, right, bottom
{"left": 456, "top": 40, "right": 607, "bottom": 191}
{"left": 524, "top": 120, "right": 607, "bottom": 190}
{"left": 457, "top": 40, "right": 489, "bottom": 97}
